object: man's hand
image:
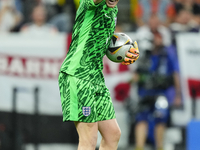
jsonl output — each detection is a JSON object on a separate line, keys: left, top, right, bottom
{"left": 121, "top": 41, "right": 140, "bottom": 65}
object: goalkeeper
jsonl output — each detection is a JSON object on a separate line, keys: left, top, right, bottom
{"left": 58, "top": 0, "right": 139, "bottom": 149}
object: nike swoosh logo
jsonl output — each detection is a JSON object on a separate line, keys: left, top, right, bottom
{"left": 105, "top": 13, "right": 111, "bottom": 18}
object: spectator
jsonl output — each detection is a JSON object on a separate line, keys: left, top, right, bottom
{"left": 20, "top": 5, "right": 58, "bottom": 35}
{"left": 20, "top": 0, "right": 41, "bottom": 23}
{"left": 49, "top": 11, "right": 72, "bottom": 33}
{"left": 136, "top": 13, "right": 171, "bottom": 54}
{"left": 0, "top": 0, "right": 23, "bottom": 32}
{"left": 170, "top": 9, "right": 200, "bottom": 34}
{"left": 131, "top": 31, "right": 181, "bottom": 150}
{"left": 134, "top": 0, "right": 171, "bottom": 27}
{"left": 49, "top": 0, "right": 75, "bottom": 33}
{"left": 172, "top": 0, "right": 200, "bottom": 15}
{"left": 168, "top": 0, "right": 200, "bottom": 31}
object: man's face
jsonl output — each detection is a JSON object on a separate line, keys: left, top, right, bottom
{"left": 32, "top": 6, "right": 46, "bottom": 25}
{"left": 105, "top": 0, "right": 119, "bottom": 8}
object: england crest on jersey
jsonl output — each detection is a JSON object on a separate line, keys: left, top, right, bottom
{"left": 82, "top": 107, "right": 91, "bottom": 116}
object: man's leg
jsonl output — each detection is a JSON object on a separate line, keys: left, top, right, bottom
{"left": 154, "top": 123, "right": 165, "bottom": 150}
{"left": 98, "top": 119, "right": 121, "bottom": 150}
{"left": 74, "top": 121, "right": 98, "bottom": 150}
{"left": 135, "top": 121, "right": 148, "bottom": 150}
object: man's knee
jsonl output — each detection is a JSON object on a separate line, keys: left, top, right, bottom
{"left": 105, "top": 126, "right": 121, "bottom": 143}
{"left": 79, "top": 134, "right": 97, "bottom": 149}
{"left": 115, "top": 127, "right": 121, "bottom": 141}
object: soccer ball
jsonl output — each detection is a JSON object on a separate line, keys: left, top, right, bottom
{"left": 106, "top": 32, "right": 133, "bottom": 63}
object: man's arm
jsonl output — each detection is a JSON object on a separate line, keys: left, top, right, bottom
{"left": 93, "top": 0, "right": 103, "bottom": 4}
{"left": 173, "top": 72, "right": 182, "bottom": 107}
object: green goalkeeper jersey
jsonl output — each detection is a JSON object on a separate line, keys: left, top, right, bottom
{"left": 60, "top": 0, "right": 118, "bottom": 85}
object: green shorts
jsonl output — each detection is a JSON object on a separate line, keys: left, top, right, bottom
{"left": 58, "top": 72, "right": 116, "bottom": 123}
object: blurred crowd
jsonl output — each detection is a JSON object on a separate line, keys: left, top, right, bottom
{"left": 1, "top": 0, "right": 200, "bottom": 150}
{"left": 0, "top": 0, "right": 77, "bottom": 33}
{"left": 0, "top": 0, "right": 200, "bottom": 34}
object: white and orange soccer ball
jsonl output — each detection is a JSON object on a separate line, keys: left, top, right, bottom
{"left": 106, "top": 33, "right": 136, "bottom": 63}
